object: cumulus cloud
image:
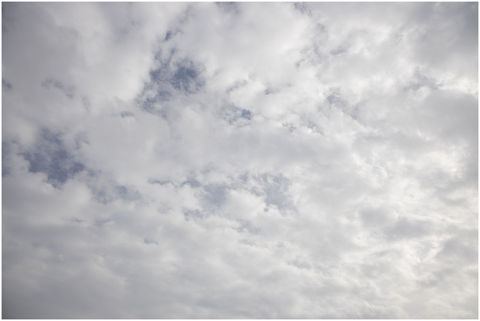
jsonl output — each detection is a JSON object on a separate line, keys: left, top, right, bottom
{"left": 2, "top": 2, "right": 477, "bottom": 318}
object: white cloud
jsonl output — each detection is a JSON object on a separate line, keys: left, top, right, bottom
{"left": 2, "top": 2, "right": 477, "bottom": 318}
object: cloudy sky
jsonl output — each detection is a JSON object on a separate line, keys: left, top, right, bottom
{"left": 2, "top": 2, "right": 478, "bottom": 318}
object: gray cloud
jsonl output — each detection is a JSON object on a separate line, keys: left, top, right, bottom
{"left": 22, "top": 129, "right": 85, "bottom": 187}
{"left": 2, "top": 2, "right": 477, "bottom": 319}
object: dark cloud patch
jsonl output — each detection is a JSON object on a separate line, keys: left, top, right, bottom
{"left": 202, "top": 184, "right": 228, "bottom": 209}
{"left": 2, "top": 78, "right": 12, "bottom": 90}
{"left": 261, "top": 174, "right": 294, "bottom": 212}
{"left": 148, "top": 177, "right": 201, "bottom": 189}
{"left": 94, "top": 218, "right": 114, "bottom": 228}
{"left": 282, "top": 122, "right": 296, "bottom": 133}
{"left": 410, "top": 2, "right": 478, "bottom": 71}
{"left": 383, "top": 217, "right": 431, "bottom": 241}
{"left": 120, "top": 111, "right": 134, "bottom": 118}
{"left": 220, "top": 104, "right": 253, "bottom": 125}
{"left": 226, "top": 79, "right": 248, "bottom": 94}
{"left": 418, "top": 91, "right": 477, "bottom": 144}
{"left": 115, "top": 185, "right": 141, "bottom": 202}
{"left": 173, "top": 64, "right": 200, "bottom": 92}
{"left": 180, "top": 177, "right": 201, "bottom": 188}
{"left": 141, "top": 100, "right": 169, "bottom": 119}
{"left": 330, "top": 46, "right": 347, "bottom": 56}
{"left": 2, "top": 142, "right": 13, "bottom": 177}
{"left": 293, "top": 3, "right": 312, "bottom": 16}
{"left": 359, "top": 206, "right": 396, "bottom": 227}
{"left": 22, "top": 129, "right": 84, "bottom": 187}
{"left": 264, "top": 88, "right": 275, "bottom": 95}
{"left": 306, "top": 120, "right": 323, "bottom": 135}
{"left": 138, "top": 53, "right": 205, "bottom": 117}
{"left": 81, "top": 97, "right": 91, "bottom": 111}
{"left": 164, "top": 30, "right": 174, "bottom": 41}
{"left": 326, "top": 89, "right": 359, "bottom": 119}
{"left": 326, "top": 91, "right": 341, "bottom": 106}
{"left": 327, "top": 89, "right": 357, "bottom": 118}
{"left": 149, "top": 55, "right": 204, "bottom": 95}
{"left": 143, "top": 237, "right": 158, "bottom": 245}
{"left": 435, "top": 230, "right": 478, "bottom": 265}
{"left": 241, "top": 109, "right": 252, "bottom": 120}
{"left": 290, "top": 258, "right": 311, "bottom": 270}
{"left": 91, "top": 189, "right": 114, "bottom": 204}
{"left": 238, "top": 172, "right": 250, "bottom": 182}
{"left": 216, "top": 2, "right": 240, "bottom": 15}
{"left": 235, "top": 219, "right": 261, "bottom": 235}
{"left": 359, "top": 261, "right": 390, "bottom": 279}
{"left": 417, "top": 230, "right": 477, "bottom": 296}
{"left": 42, "top": 78, "right": 75, "bottom": 99}
{"left": 404, "top": 69, "right": 440, "bottom": 92}
{"left": 148, "top": 178, "right": 173, "bottom": 186}
{"left": 82, "top": 170, "right": 141, "bottom": 204}
{"left": 1, "top": 3, "right": 15, "bottom": 33}
{"left": 183, "top": 209, "right": 205, "bottom": 221}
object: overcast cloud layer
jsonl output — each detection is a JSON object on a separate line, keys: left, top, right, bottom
{"left": 2, "top": 3, "right": 478, "bottom": 318}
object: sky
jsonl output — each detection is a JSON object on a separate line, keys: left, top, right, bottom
{"left": 1, "top": 2, "right": 478, "bottom": 318}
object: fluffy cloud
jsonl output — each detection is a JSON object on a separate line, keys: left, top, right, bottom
{"left": 2, "top": 2, "right": 477, "bottom": 318}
